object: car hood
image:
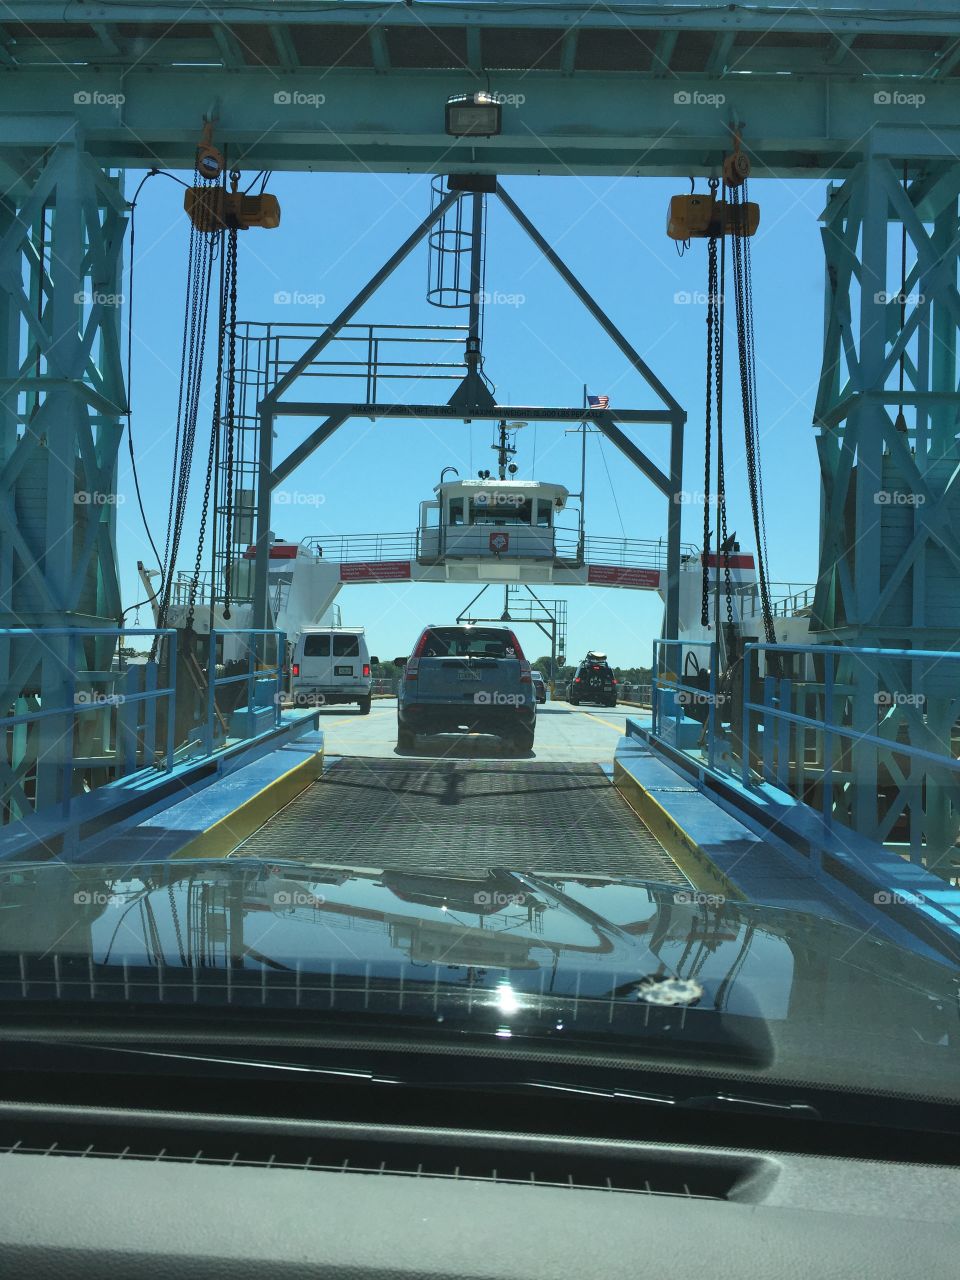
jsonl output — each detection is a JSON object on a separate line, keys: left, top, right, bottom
{"left": 0, "top": 857, "right": 957, "bottom": 1096}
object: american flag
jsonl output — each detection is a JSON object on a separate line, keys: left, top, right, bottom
{"left": 587, "top": 393, "right": 610, "bottom": 409}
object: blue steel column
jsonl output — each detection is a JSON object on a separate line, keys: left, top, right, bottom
{"left": 0, "top": 141, "right": 128, "bottom": 810}
{"left": 814, "top": 132, "right": 960, "bottom": 859}
{"left": 0, "top": 199, "right": 17, "bottom": 639}
{"left": 253, "top": 406, "right": 274, "bottom": 632}
{"left": 849, "top": 154, "right": 887, "bottom": 832}
{"left": 665, "top": 413, "right": 684, "bottom": 640}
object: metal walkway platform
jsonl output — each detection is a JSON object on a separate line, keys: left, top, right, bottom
{"left": 233, "top": 757, "right": 688, "bottom": 883}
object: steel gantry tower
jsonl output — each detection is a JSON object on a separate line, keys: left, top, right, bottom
{"left": 1, "top": 1, "right": 960, "bottom": 835}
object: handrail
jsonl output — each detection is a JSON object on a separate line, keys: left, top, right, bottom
{"left": 0, "top": 626, "right": 288, "bottom": 839}
{"left": 297, "top": 529, "right": 700, "bottom": 570}
{"left": 740, "top": 641, "right": 960, "bottom": 866}
{"left": 205, "top": 628, "right": 285, "bottom": 756}
{"left": 651, "top": 638, "right": 719, "bottom": 770}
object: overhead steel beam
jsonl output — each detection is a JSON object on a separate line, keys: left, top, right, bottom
{"left": 3, "top": 83, "right": 960, "bottom": 178}
{"left": 269, "top": 403, "right": 676, "bottom": 423}
{"left": 11, "top": 2, "right": 960, "bottom": 39}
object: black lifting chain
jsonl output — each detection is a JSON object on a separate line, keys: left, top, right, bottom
{"left": 221, "top": 214, "right": 239, "bottom": 621}
{"left": 186, "top": 207, "right": 231, "bottom": 633}
{"left": 730, "top": 180, "right": 775, "bottom": 646}
{"left": 152, "top": 163, "right": 218, "bottom": 661}
{"left": 701, "top": 228, "right": 718, "bottom": 627}
{"left": 701, "top": 177, "right": 734, "bottom": 631}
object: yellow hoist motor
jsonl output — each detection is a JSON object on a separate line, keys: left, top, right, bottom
{"left": 667, "top": 192, "right": 759, "bottom": 241}
{"left": 185, "top": 185, "right": 281, "bottom": 232}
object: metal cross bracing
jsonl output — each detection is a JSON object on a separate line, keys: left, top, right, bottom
{"left": 243, "top": 180, "right": 685, "bottom": 641}
{"left": 815, "top": 139, "right": 960, "bottom": 650}
{"left": 4, "top": 3, "right": 960, "bottom": 180}
{"left": 811, "top": 134, "right": 960, "bottom": 858}
{"left": 0, "top": 139, "right": 128, "bottom": 812}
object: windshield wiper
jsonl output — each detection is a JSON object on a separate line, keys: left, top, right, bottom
{"left": 524, "top": 1080, "right": 820, "bottom": 1119}
{"left": 0, "top": 1036, "right": 820, "bottom": 1120}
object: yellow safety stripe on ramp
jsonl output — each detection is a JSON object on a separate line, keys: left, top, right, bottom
{"left": 172, "top": 747, "right": 325, "bottom": 861}
{"left": 613, "top": 760, "right": 744, "bottom": 900}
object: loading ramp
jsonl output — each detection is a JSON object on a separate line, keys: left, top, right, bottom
{"left": 233, "top": 757, "right": 688, "bottom": 883}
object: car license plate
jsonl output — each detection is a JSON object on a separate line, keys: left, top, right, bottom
{"left": 335, "top": 665, "right": 352, "bottom": 676}
{"left": 458, "top": 669, "right": 481, "bottom": 680}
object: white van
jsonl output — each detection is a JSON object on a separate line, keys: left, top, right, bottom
{"left": 289, "top": 627, "right": 379, "bottom": 714}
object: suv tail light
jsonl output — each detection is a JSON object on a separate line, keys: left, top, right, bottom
{"left": 412, "top": 630, "right": 434, "bottom": 658}
{"left": 573, "top": 676, "right": 581, "bottom": 683}
{"left": 405, "top": 658, "right": 420, "bottom": 681}
{"left": 362, "top": 663, "right": 371, "bottom": 677}
{"left": 292, "top": 664, "right": 300, "bottom": 677}
{"left": 519, "top": 660, "right": 532, "bottom": 684}
{"left": 507, "top": 631, "right": 526, "bottom": 661}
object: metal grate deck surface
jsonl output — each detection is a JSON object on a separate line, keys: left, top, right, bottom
{"left": 233, "top": 757, "right": 688, "bottom": 883}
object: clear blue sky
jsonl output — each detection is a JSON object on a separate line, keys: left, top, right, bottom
{"left": 118, "top": 170, "right": 825, "bottom": 667}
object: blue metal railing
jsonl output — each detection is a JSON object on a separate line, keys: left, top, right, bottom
{"left": 651, "top": 639, "right": 720, "bottom": 770}
{"left": 649, "top": 637, "right": 960, "bottom": 871}
{"left": 204, "top": 629, "right": 285, "bottom": 756}
{"left": 740, "top": 643, "right": 960, "bottom": 865}
{"left": 0, "top": 627, "right": 178, "bottom": 825}
{"left": 0, "top": 626, "right": 288, "bottom": 840}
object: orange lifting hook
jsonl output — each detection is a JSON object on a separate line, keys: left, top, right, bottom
{"left": 196, "top": 120, "right": 224, "bottom": 181}
{"left": 722, "top": 129, "right": 750, "bottom": 188}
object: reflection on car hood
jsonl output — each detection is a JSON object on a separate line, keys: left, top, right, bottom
{"left": 0, "top": 858, "right": 957, "bottom": 1094}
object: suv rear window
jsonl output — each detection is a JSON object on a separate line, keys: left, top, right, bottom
{"left": 302, "top": 634, "right": 330, "bottom": 657}
{"left": 332, "top": 634, "right": 361, "bottom": 657}
{"left": 416, "top": 628, "right": 523, "bottom": 659}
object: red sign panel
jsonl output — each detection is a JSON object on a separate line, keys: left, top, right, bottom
{"left": 340, "top": 560, "right": 412, "bottom": 583}
{"left": 488, "top": 531, "right": 510, "bottom": 555}
{"left": 703, "top": 553, "right": 755, "bottom": 570}
{"left": 242, "top": 543, "right": 299, "bottom": 560}
{"left": 587, "top": 564, "right": 661, "bottom": 589}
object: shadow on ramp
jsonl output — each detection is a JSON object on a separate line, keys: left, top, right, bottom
{"left": 396, "top": 732, "right": 534, "bottom": 761}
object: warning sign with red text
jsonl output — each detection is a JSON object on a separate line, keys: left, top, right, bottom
{"left": 587, "top": 565, "right": 661, "bottom": 589}
{"left": 340, "top": 561, "right": 412, "bottom": 583}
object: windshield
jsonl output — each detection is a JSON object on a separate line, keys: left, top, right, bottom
{"left": 2, "top": 101, "right": 959, "bottom": 1144}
